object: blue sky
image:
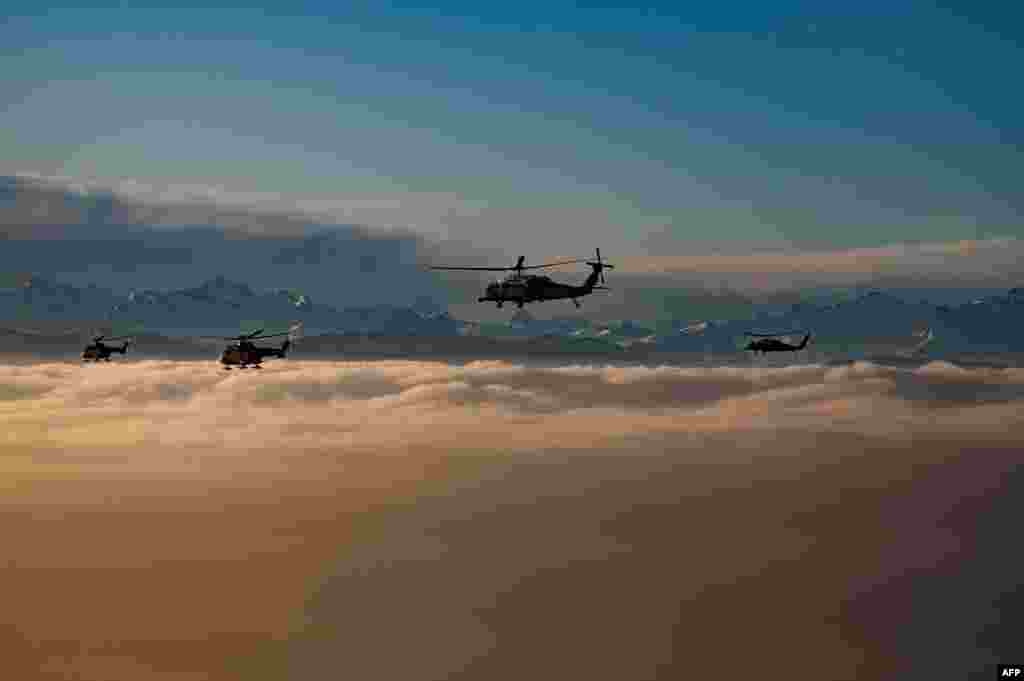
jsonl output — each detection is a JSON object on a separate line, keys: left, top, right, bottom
{"left": 2, "top": 1, "right": 1021, "bottom": 259}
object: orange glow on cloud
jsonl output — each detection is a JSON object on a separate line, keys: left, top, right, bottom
{"left": 2, "top": 358, "right": 1023, "bottom": 679}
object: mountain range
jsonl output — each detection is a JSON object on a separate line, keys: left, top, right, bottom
{"left": 2, "top": 275, "right": 1023, "bottom": 355}
{"left": 0, "top": 275, "right": 463, "bottom": 338}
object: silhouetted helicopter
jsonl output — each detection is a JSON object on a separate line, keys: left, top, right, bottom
{"left": 82, "top": 335, "right": 132, "bottom": 362}
{"left": 744, "top": 331, "right": 812, "bottom": 355}
{"left": 429, "top": 248, "right": 614, "bottom": 309}
{"left": 911, "top": 328, "right": 934, "bottom": 355}
{"left": 218, "top": 323, "right": 302, "bottom": 370}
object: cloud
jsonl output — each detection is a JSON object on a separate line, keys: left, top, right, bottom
{"left": 9, "top": 173, "right": 1022, "bottom": 304}
{"left": 438, "top": 239, "right": 1024, "bottom": 322}
{"left": 614, "top": 237, "right": 1024, "bottom": 278}
{"left": 508, "top": 237, "right": 1021, "bottom": 302}
{"left": 4, "top": 358, "right": 1024, "bottom": 465}
{"left": 4, "top": 171, "right": 431, "bottom": 240}
{"left": 1, "top": 173, "right": 460, "bottom": 310}
{"left": 2, "top": 357, "right": 1023, "bottom": 679}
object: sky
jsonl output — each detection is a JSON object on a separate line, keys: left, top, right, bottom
{"left": 5, "top": 9, "right": 1024, "bottom": 676}
{"left": 2, "top": 2, "right": 1021, "bottom": 261}
{"left": 2, "top": 358, "right": 1023, "bottom": 677}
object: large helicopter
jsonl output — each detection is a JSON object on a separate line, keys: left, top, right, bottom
{"left": 429, "top": 248, "right": 614, "bottom": 309}
{"left": 82, "top": 335, "right": 132, "bottom": 362}
{"left": 744, "top": 331, "right": 813, "bottom": 355}
{"left": 218, "top": 322, "right": 302, "bottom": 370}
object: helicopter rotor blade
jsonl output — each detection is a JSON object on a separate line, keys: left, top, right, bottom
{"left": 224, "top": 329, "right": 292, "bottom": 342}
{"left": 429, "top": 265, "right": 520, "bottom": 272}
{"left": 220, "top": 331, "right": 291, "bottom": 341}
{"left": 0, "top": 326, "right": 45, "bottom": 337}
{"left": 507, "top": 259, "right": 589, "bottom": 272}
{"left": 246, "top": 332, "right": 292, "bottom": 341}
{"left": 744, "top": 331, "right": 805, "bottom": 337}
{"left": 429, "top": 258, "right": 585, "bottom": 272}
{"left": 519, "top": 259, "right": 587, "bottom": 270}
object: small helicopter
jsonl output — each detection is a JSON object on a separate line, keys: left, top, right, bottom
{"left": 680, "top": 321, "right": 709, "bottom": 335}
{"left": 911, "top": 328, "right": 934, "bottom": 355}
{"left": 744, "top": 331, "right": 813, "bottom": 355}
{"left": 429, "top": 248, "right": 614, "bottom": 309}
{"left": 82, "top": 335, "right": 133, "bottom": 362}
{"left": 218, "top": 322, "right": 302, "bottom": 370}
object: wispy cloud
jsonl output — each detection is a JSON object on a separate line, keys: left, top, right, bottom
{"left": 6, "top": 171, "right": 444, "bottom": 239}
{"left": 615, "top": 238, "right": 1019, "bottom": 274}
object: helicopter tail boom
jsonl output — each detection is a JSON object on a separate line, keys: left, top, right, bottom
{"left": 578, "top": 248, "right": 614, "bottom": 293}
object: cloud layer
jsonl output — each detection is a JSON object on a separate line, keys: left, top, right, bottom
{"left": 1, "top": 174, "right": 454, "bottom": 310}
{"left": 2, "top": 358, "right": 1023, "bottom": 679}
{"left": 5, "top": 358, "right": 1024, "bottom": 460}
{"left": 6, "top": 174, "right": 1022, "bottom": 308}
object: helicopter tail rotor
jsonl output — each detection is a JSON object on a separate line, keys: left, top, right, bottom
{"left": 513, "top": 256, "right": 525, "bottom": 276}
{"left": 585, "top": 248, "right": 614, "bottom": 283}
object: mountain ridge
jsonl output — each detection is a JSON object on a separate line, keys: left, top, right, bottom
{"left": 2, "top": 274, "right": 1023, "bottom": 353}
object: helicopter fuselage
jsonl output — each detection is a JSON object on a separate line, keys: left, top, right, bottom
{"left": 478, "top": 269, "right": 602, "bottom": 309}
{"left": 82, "top": 341, "right": 130, "bottom": 361}
{"left": 220, "top": 340, "right": 290, "bottom": 369}
{"left": 745, "top": 334, "right": 811, "bottom": 354}
{"left": 431, "top": 249, "right": 612, "bottom": 310}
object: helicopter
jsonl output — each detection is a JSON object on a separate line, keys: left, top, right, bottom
{"left": 429, "top": 248, "right": 614, "bottom": 309}
{"left": 218, "top": 322, "right": 302, "bottom": 370}
{"left": 82, "top": 335, "right": 133, "bottom": 362}
{"left": 910, "top": 328, "right": 934, "bottom": 355}
{"left": 744, "top": 331, "right": 813, "bottom": 355}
